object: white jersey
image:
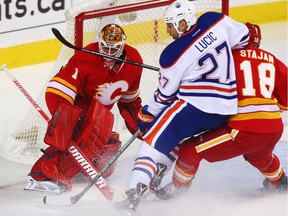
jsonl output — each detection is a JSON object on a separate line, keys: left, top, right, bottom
{"left": 148, "top": 12, "right": 250, "bottom": 116}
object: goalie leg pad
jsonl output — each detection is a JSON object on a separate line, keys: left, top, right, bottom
{"left": 41, "top": 132, "right": 121, "bottom": 186}
{"left": 42, "top": 100, "right": 115, "bottom": 187}
{"left": 44, "top": 101, "right": 82, "bottom": 151}
{"left": 41, "top": 150, "right": 81, "bottom": 190}
{"left": 28, "top": 147, "right": 56, "bottom": 182}
{"left": 28, "top": 100, "right": 115, "bottom": 190}
{"left": 74, "top": 99, "right": 114, "bottom": 162}
{"left": 28, "top": 147, "right": 78, "bottom": 190}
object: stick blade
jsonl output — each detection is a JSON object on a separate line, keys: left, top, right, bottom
{"left": 51, "top": 28, "right": 80, "bottom": 50}
{"left": 43, "top": 194, "right": 73, "bottom": 206}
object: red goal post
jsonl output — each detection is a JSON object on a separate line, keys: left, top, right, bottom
{"left": 0, "top": 0, "right": 229, "bottom": 165}
{"left": 74, "top": 0, "right": 229, "bottom": 47}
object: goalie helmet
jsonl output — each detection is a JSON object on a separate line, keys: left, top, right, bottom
{"left": 164, "top": 0, "right": 197, "bottom": 35}
{"left": 98, "top": 24, "right": 126, "bottom": 69}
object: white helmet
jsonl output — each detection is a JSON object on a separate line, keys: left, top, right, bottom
{"left": 98, "top": 24, "right": 126, "bottom": 69}
{"left": 164, "top": 0, "right": 197, "bottom": 34}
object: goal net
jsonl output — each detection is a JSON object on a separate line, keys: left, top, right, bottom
{"left": 0, "top": 0, "right": 228, "bottom": 165}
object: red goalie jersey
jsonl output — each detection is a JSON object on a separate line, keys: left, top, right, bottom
{"left": 25, "top": 24, "right": 144, "bottom": 194}
{"left": 45, "top": 42, "right": 143, "bottom": 115}
{"left": 229, "top": 46, "right": 288, "bottom": 133}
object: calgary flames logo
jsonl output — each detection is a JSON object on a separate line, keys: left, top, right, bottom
{"left": 95, "top": 81, "right": 128, "bottom": 105}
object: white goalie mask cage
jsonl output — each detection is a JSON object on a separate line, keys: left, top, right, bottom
{"left": 98, "top": 24, "right": 127, "bottom": 69}
{"left": 164, "top": 0, "right": 197, "bottom": 34}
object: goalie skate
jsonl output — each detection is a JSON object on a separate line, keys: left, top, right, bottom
{"left": 24, "top": 176, "right": 67, "bottom": 194}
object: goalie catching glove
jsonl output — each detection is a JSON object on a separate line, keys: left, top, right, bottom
{"left": 117, "top": 97, "right": 142, "bottom": 135}
{"left": 137, "top": 105, "right": 155, "bottom": 136}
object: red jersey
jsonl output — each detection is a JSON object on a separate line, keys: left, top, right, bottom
{"left": 228, "top": 46, "right": 288, "bottom": 132}
{"left": 45, "top": 42, "right": 143, "bottom": 114}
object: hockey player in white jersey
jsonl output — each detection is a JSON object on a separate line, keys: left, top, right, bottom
{"left": 115, "top": 0, "right": 261, "bottom": 213}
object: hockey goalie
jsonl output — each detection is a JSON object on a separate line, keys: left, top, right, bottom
{"left": 24, "top": 24, "right": 143, "bottom": 193}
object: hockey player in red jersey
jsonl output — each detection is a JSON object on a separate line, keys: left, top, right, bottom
{"left": 155, "top": 22, "right": 288, "bottom": 200}
{"left": 24, "top": 24, "right": 143, "bottom": 193}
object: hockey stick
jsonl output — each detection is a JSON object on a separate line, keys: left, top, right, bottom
{"left": 51, "top": 28, "right": 160, "bottom": 72}
{"left": 0, "top": 64, "right": 50, "bottom": 122}
{"left": 43, "top": 129, "right": 140, "bottom": 205}
{"left": 0, "top": 64, "right": 122, "bottom": 202}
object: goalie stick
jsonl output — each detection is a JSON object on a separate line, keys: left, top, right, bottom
{"left": 51, "top": 28, "right": 160, "bottom": 72}
{"left": 43, "top": 129, "right": 140, "bottom": 205}
{"left": 0, "top": 64, "right": 130, "bottom": 202}
{"left": 0, "top": 64, "right": 50, "bottom": 122}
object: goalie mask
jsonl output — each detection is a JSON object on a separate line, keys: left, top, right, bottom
{"left": 164, "top": 0, "right": 197, "bottom": 36}
{"left": 98, "top": 24, "right": 126, "bottom": 69}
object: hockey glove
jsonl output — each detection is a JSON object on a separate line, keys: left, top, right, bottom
{"left": 117, "top": 97, "right": 142, "bottom": 135}
{"left": 138, "top": 105, "right": 155, "bottom": 136}
{"left": 245, "top": 22, "right": 261, "bottom": 48}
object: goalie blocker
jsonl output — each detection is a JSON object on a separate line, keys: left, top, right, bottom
{"left": 26, "top": 99, "right": 121, "bottom": 191}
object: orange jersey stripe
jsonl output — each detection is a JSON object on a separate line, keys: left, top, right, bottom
{"left": 144, "top": 100, "right": 185, "bottom": 145}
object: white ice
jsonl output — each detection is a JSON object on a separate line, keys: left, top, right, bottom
{"left": 0, "top": 22, "right": 287, "bottom": 216}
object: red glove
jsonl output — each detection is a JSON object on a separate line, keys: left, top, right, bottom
{"left": 245, "top": 22, "right": 261, "bottom": 48}
{"left": 117, "top": 97, "right": 142, "bottom": 135}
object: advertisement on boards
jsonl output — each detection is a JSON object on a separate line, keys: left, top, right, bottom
{"left": 0, "top": 0, "right": 73, "bottom": 34}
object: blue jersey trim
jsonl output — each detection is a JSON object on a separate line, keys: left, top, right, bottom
{"left": 179, "top": 92, "right": 238, "bottom": 99}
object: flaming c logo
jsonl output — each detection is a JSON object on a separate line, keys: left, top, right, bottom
{"left": 95, "top": 80, "right": 128, "bottom": 105}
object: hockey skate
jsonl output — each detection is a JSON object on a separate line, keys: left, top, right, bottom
{"left": 114, "top": 182, "right": 148, "bottom": 215}
{"left": 24, "top": 176, "right": 67, "bottom": 194}
{"left": 155, "top": 182, "right": 191, "bottom": 200}
{"left": 262, "top": 174, "right": 287, "bottom": 192}
{"left": 150, "top": 163, "right": 167, "bottom": 193}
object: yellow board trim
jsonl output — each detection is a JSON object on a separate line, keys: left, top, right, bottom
{"left": 0, "top": 2, "right": 286, "bottom": 69}
{"left": 0, "top": 39, "right": 62, "bottom": 69}
{"left": 229, "top": 1, "right": 287, "bottom": 23}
